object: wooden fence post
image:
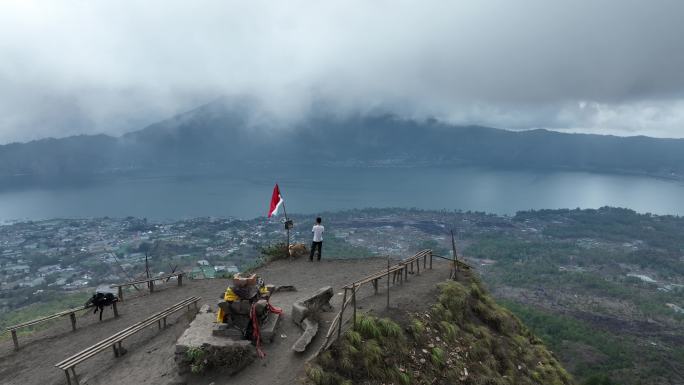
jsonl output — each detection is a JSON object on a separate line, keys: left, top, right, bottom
{"left": 71, "top": 367, "right": 80, "bottom": 385}
{"left": 352, "top": 284, "right": 357, "bottom": 330}
{"left": 70, "top": 312, "right": 77, "bottom": 331}
{"left": 338, "top": 288, "right": 347, "bottom": 338}
{"left": 386, "top": 257, "right": 390, "bottom": 308}
{"left": 11, "top": 330, "right": 19, "bottom": 350}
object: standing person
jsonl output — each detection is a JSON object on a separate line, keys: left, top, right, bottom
{"left": 310, "top": 217, "right": 324, "bottom": 261}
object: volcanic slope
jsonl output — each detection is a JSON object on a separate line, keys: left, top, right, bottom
{"left": 309, "top": 270, "right": 575, "bottom": 385}
{"left": 0, "top": 256, "right": 454, "bottom": 385}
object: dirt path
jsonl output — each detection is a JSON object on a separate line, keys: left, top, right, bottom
{"left": 0, "top": 256, "right": 451, "bottom": 385}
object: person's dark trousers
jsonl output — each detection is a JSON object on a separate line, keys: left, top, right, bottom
{"left": 310, "top": 241, "right": 323, "bottom": 261}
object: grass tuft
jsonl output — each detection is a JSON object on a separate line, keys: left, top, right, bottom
{"left": 356, "top": 315, "right": 381, "bottom": 339}
{"left": 377, "top": 317, "right": 402, "bottom": 338}
{"left": 345, "top": 330, "right": 362, "bottom": 347}
{"left": 306, "top": 366, "right": 324, "bottom": 384}
{"left": 410, "top": 319, "right": 426, "bottom": 336}
{"left": 431, "top": 347, "right": 446, "bottom": 367}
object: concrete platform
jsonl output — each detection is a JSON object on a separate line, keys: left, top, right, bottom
{"left": 175, "top": 311, "right": 256, "bottom": 375}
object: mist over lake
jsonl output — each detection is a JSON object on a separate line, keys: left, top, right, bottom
{"left": 1, "top": 166, "right": 682, "bottom": 222}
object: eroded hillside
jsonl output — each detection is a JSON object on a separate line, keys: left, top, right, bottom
{"left": 309, "top": 273, "right": 574, "bottom": 385}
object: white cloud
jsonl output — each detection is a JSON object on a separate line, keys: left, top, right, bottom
{"left": 0, "top": 0, "right": 683, "bottom": 143}
{"left": 552, "top": 100, "right": 684, "bottom": 138}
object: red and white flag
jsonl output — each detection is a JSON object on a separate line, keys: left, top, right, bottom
{"left": 268, "top": 183, "right": 284, "bottom": 217}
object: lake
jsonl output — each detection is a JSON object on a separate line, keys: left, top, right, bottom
{"left": 0, "top": 166, "right": 682, "bottom": 222}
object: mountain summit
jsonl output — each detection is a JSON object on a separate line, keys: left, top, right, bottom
{"left": 1, "top": 98, "right": 683, "bottom": 180}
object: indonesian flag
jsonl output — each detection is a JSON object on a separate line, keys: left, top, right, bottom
{"left": 268, "top": 183, "right": 284, "bottom": 217}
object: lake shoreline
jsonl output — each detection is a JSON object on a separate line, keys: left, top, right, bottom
{"left": 0, "top": 165, "right": 682, "bottom": 222}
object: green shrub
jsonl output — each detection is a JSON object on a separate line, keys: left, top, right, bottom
{"left": 185, "top": 347, "right": 207, "bottom": 374}
{"left": 259, "top": 242, "right": 288, "bottom": 261}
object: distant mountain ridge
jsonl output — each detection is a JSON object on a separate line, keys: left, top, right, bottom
{"left": 1, "top": 98, "right": 683, "bottom": 180}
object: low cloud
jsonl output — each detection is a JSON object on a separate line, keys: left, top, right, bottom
{"left": 1, "top": 0, "right": 683, "bottom": 143}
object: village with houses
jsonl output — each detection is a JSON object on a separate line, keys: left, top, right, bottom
{"left": 0, "top": 210, "right": 460, "bottom": 316}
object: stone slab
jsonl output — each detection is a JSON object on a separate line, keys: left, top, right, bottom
{"left": 291, "top": 286, "right": 333, "bottom": 326}
{"left": 212, "top": 323, "right": 245, "bottom": 339}
{"left": 292, "top": 302, "right": 308, "bottom": 326}
{"left": 292, "top": 317, "right": 319, "bottom": 353}
{"left": 260, "top": 312, "right": 281, "bottom": 343}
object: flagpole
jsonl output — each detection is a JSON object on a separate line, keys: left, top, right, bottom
{"left": 280, "top": 189, "right": 291, "bottom": 259}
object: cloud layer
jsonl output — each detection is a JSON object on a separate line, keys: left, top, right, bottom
{"left": 1, "top": 0, "right": 683, "bottom": 143}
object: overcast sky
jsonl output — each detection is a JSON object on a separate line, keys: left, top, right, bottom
{"left": 1, "top": 0, "right": 683, "bottom": 143}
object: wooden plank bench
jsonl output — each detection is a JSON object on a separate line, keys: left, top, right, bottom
{"left": 55, "top": 296, "right": 200, "bottom": 385}
{"left": 4, "top": 302, "right": 119, "bottom": 351}
{"left": 110, "top": 272, "right": 185, "bottom": 301}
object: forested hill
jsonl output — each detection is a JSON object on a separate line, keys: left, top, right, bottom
{"left": 0, "top": 98, "right": 683, "bottom": 180}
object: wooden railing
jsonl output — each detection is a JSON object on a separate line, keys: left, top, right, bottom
{"left": 55, "top": 296, "right": 200, "bottom": 385}
{"left": 320, "top": 249, "right": 433, "bottom": 351}
{"left": 4, "top": 302, "right": 118, "bottom": 351}
{"left": 110, "top": 272, "right": 184, "bottom": 301}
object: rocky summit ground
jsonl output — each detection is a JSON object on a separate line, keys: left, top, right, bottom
{"left": 0, "top": 256, "right": 452, "bottom": 385}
